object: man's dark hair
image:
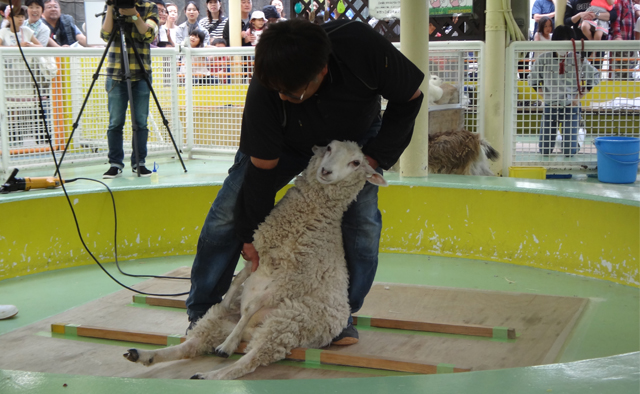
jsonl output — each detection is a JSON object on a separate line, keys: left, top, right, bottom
{"left": 262, "top": 4, "right": 279, "bottom": 20}
{"left": 254, "top": 19, "right": 331, "bottom": 93}
{"left": 212, "top": 37, "right": 227, "bottom": 46}
{"left": 551, "top": 25, "right": 576, "bottom": 41}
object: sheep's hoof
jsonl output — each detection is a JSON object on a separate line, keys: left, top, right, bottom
{"left": 190, "top": 373, "right": 205, "bottom": 380}
{"left": 213, "top": 348, "right": 230, "bottom": 359}
{"left": 124, "top": 349, "right": 139, "bottom": 362}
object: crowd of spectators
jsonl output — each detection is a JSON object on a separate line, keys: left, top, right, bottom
{"left": 529, "top": 0, "right": 639, "bottom": 80}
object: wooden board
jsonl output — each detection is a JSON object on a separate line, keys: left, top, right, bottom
{"left": 50, "top": 324, "right": 470, "bottom": 374}
{"left": 136, "top": 296, "right": 516, "bottom": 339}
{"left": 0, "top": 267, "right": 587, "bottom": 380}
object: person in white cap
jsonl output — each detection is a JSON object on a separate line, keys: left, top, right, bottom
{"left": 246, "top": 10, "right": 266, "bottom": 46}
{"left": 0, "top": 305, "right": 18, "bottom": 320}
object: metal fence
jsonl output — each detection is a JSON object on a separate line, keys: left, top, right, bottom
{"left": 0, "top": 42, "right": 483, "bottom": 175}
{"left": 505, "top": 40, "right": 640, "bottom": 173}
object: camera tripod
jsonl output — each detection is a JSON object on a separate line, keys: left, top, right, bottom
{"left": 55, "top": 8, "right": 186, "bottom": 177}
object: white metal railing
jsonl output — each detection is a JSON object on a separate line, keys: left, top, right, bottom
{"left": 0, "top": 41, "right": 485, "bottom": 175}
{"left": 504, "top": 40, "right": 640, "bottom": 174}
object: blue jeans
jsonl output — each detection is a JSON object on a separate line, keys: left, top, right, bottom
{"left": 186, "top": 121, "right": 383, "bottom": 321}
{"left": 105, "top": 77, "right": 151, "bottom": 169}
{"left": 539, "top": 105, "right": 580, "bottom": 156}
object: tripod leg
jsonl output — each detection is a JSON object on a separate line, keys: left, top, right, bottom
{"left": 54, "top": 28, "right": 120, "bottom": 177}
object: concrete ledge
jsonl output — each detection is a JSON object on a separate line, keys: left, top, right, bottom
{"left": 1, "top": 159, "right": 638, "bottom": 286}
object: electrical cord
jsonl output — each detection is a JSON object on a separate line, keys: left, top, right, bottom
{"left": 7, "top": 4, "right": 190, "bottom": 297}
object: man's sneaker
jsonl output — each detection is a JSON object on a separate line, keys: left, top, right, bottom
{"left": 331, "top": 322, "right": 359, "bottom": 345}
{"left": 132, "top": 166, "right": 152, "bottom": 177}
{"left": 103, "top": 167, "right": 122, "bottom": 179}
{"left": 0, "top": 305, "right": 18, "bottom": 320}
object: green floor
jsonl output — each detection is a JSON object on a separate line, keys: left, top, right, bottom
{"left": 1, "top": 253, "right": 638, "bottom": 393}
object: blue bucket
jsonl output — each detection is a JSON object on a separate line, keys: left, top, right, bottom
{"left": 594, "top": 137, "right": 640, "bottom": 184}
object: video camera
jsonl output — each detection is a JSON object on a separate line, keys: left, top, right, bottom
{"left": 109, "top": 0, "right": 136, "bottom": 9}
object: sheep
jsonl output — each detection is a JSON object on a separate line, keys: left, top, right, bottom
{"left": 428, "top": 74, "right": 459, "bottom": 105}
{"left": 428, "top": 129, "right": 499, "bottom": 176}
{"left": 123, "top": 140, "right": 387, "bottom": 380}
{"left": 428, "top": 74, "right": 444, "bottom": 104}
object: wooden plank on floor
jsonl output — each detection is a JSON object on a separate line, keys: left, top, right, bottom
{"left": 136, "top": 296, "right": 516, "bottom": 339}
{"left": 352, "top": 316, "right": 516, "bottom": 339}
{"left": 51, "top": 324, "right": 470, "bottom": 374}
{"left": 134, "top": 295, "right": 187, "bottom": 309}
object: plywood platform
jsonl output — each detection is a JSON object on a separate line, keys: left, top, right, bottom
{"left": 0, "top": 267, "right": 587, "bottom": 380}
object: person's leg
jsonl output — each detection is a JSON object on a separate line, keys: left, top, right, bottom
{"left": 341, "top": 177, "right": 382, "bottom": 314}
{"left": 185, "top": 150, "right": 309, "bottom": 322}
{"left": 186, "top": 151, "right": 250, "bottom": 322}
{"left": 563, "top": 105, "right": 580, "bottom": 156}
{"left": 331, "top": 117, "right": 384, "bottom": 345}
{"left": 539, "top": 105, "right": 555, "bottom": 155}
{"left": 593, "top": 30, "right": 603, "bottom": 41}
{"left": 130, "top": 77, "right": 152, "bottom": 170}
{"left": 581, "top": 21, "right": 594, "bottom": 41}
{"left": 106, "top": 77, "right": 129, "bottom": 169}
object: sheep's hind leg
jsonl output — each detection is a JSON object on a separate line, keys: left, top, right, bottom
{"left": 193, "top": 314, "right": 297, "bottom": 380}
{"left": 124, "top": 304, "right": 238, "bottom": 367}
{"left": 124, "top": 336, "right": 205, "bottom": 366}
{"left": 220, "top": 262, "right": 251, "bottom": 310}
{"left": 214, "top": 293, "right": 270, "bottom": 358}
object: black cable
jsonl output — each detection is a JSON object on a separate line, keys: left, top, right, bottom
{"left": 61, "top": 178, "right": 190, "bottom": 297}
{"left": 7, "top": 5, "right": 191, "bottom": 296}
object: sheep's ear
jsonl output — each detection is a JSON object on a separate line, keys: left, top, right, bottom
{"left": 364, "top": 163, "right": 388, "bottom": 187}
{"left": 312, "top": 145, "right": 327, "bottom": 156}
{"left": 367, "top": 173, "right": 388, "bottom": 187}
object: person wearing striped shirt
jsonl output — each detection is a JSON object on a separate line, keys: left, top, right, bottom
{"left": 100, "top": 0, "right": 158, "bottom": 178}
{"left": 198, "top": 0, "right": 227, "bottom": 46}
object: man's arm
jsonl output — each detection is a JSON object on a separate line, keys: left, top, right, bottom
{"left": 240, "top": 157, "right": 279, "bottom": 271}
{"left": 118, "top": 7, "right": 155, "bottom": 36}
{"left": 75, "top": 32, "right": 87, "bottom": 46}
{"left": 533, "top": 11, "right": 555, "bottom": 22}
{"left": 532, "top": 0, "right": 555, "bottom": 22}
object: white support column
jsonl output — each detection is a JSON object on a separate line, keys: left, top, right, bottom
{"left": 484, "top": 0, "right": 506, "bottom": 176}
{"left": 398, "top": 0, "right": 429, "bottom": 178}
{"left": 555, "top": 0, "right": 566, "bottom": 26}
{"left": 229, "top": 0, "right": 241, "bottom": 47}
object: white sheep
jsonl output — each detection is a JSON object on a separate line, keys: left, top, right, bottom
{"left": 123, "top": 140, "right": 387, "bottom": 380}
{"left": 428, "top": 74, "right": 444, "bottom": 104}
{"left": 428, "top": 74, "right": 459, "bottom": 106}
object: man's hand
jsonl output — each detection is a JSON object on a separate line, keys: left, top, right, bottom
{"left": 241, "top": 243, "right": 260, "bottom": 272}
{"left": 118, "top": 7, "right": 138, "bottom": 16}
{"left": 365, "top": 155, "right": 378, "bottom": 170}
{"left": 580, "top": 11, "right": 596, "bottom": 21}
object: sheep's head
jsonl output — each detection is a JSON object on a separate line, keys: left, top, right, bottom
{"left": 429, "top": 74, "right": 443, "bottom": 87}
{"left": 311, "top": 140, "right": 387, "bottom": 187}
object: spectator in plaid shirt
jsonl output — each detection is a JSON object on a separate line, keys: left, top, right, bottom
{"left": 609, "top": 0, "right": 635, "bottom": 79}
{"left": 610, "top": 0, "right": 635, "bottom": 40}
{"left": 100, "top": 0, "right": 158, "bottom": 179}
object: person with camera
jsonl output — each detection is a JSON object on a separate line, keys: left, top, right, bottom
{"left": 100, "top": 0, "right": 158, "bottom": 178}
